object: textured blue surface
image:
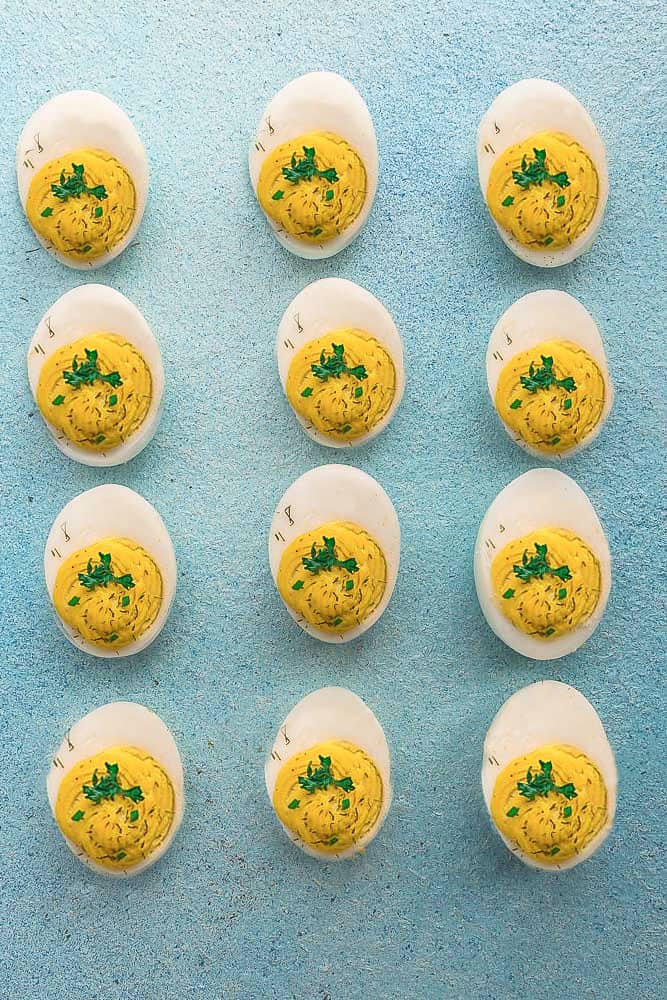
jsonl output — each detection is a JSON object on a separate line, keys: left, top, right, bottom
{"left": 1, "top": 2, "right": 665, "bottom": 999}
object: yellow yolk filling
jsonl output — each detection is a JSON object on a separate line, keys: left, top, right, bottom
{"left": 491, "top": 528, "right": 601, "bottom": 639}
{"left": 495, "top": 340, "right": 605, "bottom": 453}
{"left": 55, "top": 745, "right": 175, "bottom": 871}
{"left": 26, "top": 147, "right": 136, "bottom": 261}
{"left": 487, "top": 131, "right": 598, "bottom": 249}
{"left": 277, "top": 520, "right": 386, "bottom": 633}
{"left": 490, "top": 744, "right": 607, "bottom": 863}
{"left": 273, "top": 740, "right": 383, "bottom": 854}
{"left": 53, "top": 537, "right": 163, "bottom": 648}
{"left": 257, "top": 130, "right": 366, "bottom": 243}
{"left": 36, "top": 333, "right": 152, "bottom": 452}
{"left": 286, "top": 330, "right": 396, "bottom": 441}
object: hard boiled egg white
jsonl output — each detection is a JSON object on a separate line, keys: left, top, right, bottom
{"left": 16, "top": 90, "right": 148, "bottom": 269}
{"left": 44, "top": 484, "right": 177, "bottom": 658}
{"left": 265, "top": 687, "right": 392, "bottom": 860}
{"left": 477, "top": 79, "right": 608, "bottom": 266}
{"left": 249, "top": 72, "right": 378, "bottom": 259}
{"left": 27, "top": 284, "right": 164, "bottom": 467}
{"left": 276, "top": 278, "right": 404, "bottom": 447}
{"left": 487, "top": 290, "right": 613, "bottom": 458}
{"left": 482, "top": 681, "right": 617, "bottom": 870}
{"left": 47, "top": 702, "right": 184, "bottom": 877}
{"left": 268, "top": 464, "right": 400, "bottom": 643}
{"left": 474, "top": 469, "right": 610, "bottom": 659}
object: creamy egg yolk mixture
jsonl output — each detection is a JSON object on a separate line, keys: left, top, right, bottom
{"left": 55, "top": 745, "right": 175, "bottom": 871}
{"left": 491, "top": 743, "right": 607, "bottom": 863}
{"left": 26, "top": 147, "right": 136, "bottom": 261}
{"left": 36, "top": 333, "right": 152, "bottom": 452}
{"left": 491, "top": 528, "right": 601, "bottom": 639}
{"left": 495, "top": 340, "right": 605, "bottom": 453}
{"left": 277, "top": 520, "right": 386, "bottom": 633}
{"left": 257, "top": 130, "right": 366, "bottom": 243}
{"left": 286, "top": 330, "right": 396, "bottom": 440}
{"left": 273, "top": 740, "right": 383, "bottom": 854}
{"left": 487, "top": 131, "right": 598, "bottom": 250}
{"left": 53, "top": 537, "right": 162, "bottom": 648}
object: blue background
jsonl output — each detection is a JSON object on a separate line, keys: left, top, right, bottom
{"left": 1, "top": 2, "right": 665, "bottom": 998}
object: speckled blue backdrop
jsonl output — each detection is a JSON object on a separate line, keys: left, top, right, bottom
{"left": 1, "top": 2, "right": 665, "bottom": 998}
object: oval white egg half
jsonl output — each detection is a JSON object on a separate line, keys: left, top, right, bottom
{"left": 27, "top": 284, "right": 164, "bottom": 467}
{"left": 474, "top": 469, "right": 611, "bottom": 659}
{"left": 268, "top": 464, "right": 400, "bottom": 643}
{"left": 265, "top": 687, "right": 392, "bottom": 860}
{"left": 248, "top": 71, "right": 378, "bottom": 259}
{"left": 17, "top": 90, "right": 148, "bottom": 269}
{"left": 47, "top": 702, "right": 184, "bottom": 877}
{"left": 482, "top": 680, "right": 617, "bottom": 870}
{"left": 487, "top": 290, "right": 613, "bottom": 458}
{"left": 276, "top": 278, "right": 404, "bottom": 447}
{"left": 44, "top": 484, "right": 177, "bottom": 658}
{"left": 477, "top": 79, "right": 608, "bottom": 266}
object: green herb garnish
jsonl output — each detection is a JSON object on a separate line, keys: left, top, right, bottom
{"left": 130, "top": 809, "right": 139, "bottom": 822}
{"left": 311, "top": 343, "right": 367, "bottom": 383}
{"left": 512, "top": 148, "right": 570, "bottom": 190}
{"left": 509, "top": 399, "right": 521, "bottom": 410}
{"left": 82, "top": 762, "right": 144, "bottom": 805}
{"left": 332, "top": 617, "right": 343, "bottom": 627}
{"left": 68, "top": 596, "right": 80, "bottom": 607}
{"left": 502, "top": 195, "right": 514, "bottom": 207}
{"left": 302, "top": 536, "right": 358, "bottom": 575}
{"left": 513, "top": 543, "right": 571, "bottom": 584}
{"left": 550, "top": 436, "right": 560, "bottom": 445}
{"left": 354, "top": 386, "right": 363, "bottom": 398}
{"left": 94, "top": 206, "right": 103, "bottom": 218}
{"left": 558, "top": 588, "right": 567, "bottom": 600}
{"left": 121, "top": 595, "right": 130, "bottom": 607}
{"left": 517, "top": 760, "right": 577, "bottom": 801}
{"left": 543, "top": 236, "right": 554, "bottom": 246}
{"left": 502, "top": 588, "right": 515, "bottom": 600}
{"left": 95, "top": 435, "right": 105, "bottom": 444}
{"left": 563, "top": 806, "right": 572, "bottom": 818}
{"left": 78, "top": 552, "right": 135, "bottom": 592}
{"left": 292, "top": 580, "right": 304, "bottom": 591}
{"left": 550, "top": 846, "right": 560, "bottom": 856}
{"left": 116, "top": 852, "right": 127, "bottom": 861}
{"left": 520, "top": 355, "right": 576, "bottom": 395}
{"left": 52, "top": 395, "right": 65, "bottom": 406}
{"left": 556, "top": 195, "right": 566, "bottom": 208}
{"left": 341, "top": 424, "right": 351, "bottom": 434}
{"left": 328, "top": 837, "right": 338, "bottom": 846}
{"left": 272, "top": 190, "right": 284, "bottom": 200}
{"left": 506, "top": 806, "right": 519, "bottom": 817}
{"left": 288, "top": 799, "right": 300, "bottom": 809}
{"left": 108, "top": 394, "right": 118, "bottom": 406}
{"left": 543, "top": 627, "right": 556, "bottom": 637}
{"left": 62, "top": 348, "right": 122, "bottom": 390}
{"left": 81, "top": 245, "right": 92, "bottom": 254}
{"left": 71, "top": 810, "right": 85, "bottom": 822}
{"left": 51, "top": 163, "right": 108, "bottom": 202}
{"left": 41, "top": 206, "right": 53, "bottom": 217}
{"left": 563, "top": 398, "right": 572, "bottom": 411}
{"left": 301, "top": 386, "right": 313, "bottom": 397}
{"left": 312, "top": 228, "right": 323, "bottom": 237}
{"left": 326, "top": 189, "right": 334, "bottom": 201}
{"left": 109, "top": 633, "right": 119, "bottom": 642}
{"left": 345, "top": 580, "right": 354, "bottom": 591}
{"left": 341, "top": 798, "right": 350, "bottom": 810}
{"left": 282, "top": 146, "right": 339, "bottom": 185}
{"left": 298, "top": 755, "right": 354, "bottom": 795}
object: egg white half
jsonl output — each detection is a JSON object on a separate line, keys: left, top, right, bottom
{"left": 27, "top": 284, "right": 164, "bottom": 467}
{"left": 44, "top": 484, "right": 177, "bottom": 658}
{"left": 16, "top": 90, "right": 148, "bottom": 269}
{"left": 265, "top": 686, "right": 392, "bottom": 860}
{"left": 47, "top": 701, "right": 184, "bottom": 877}
{"left": 477, "top": 79, "right": 608, "bottom": 266}
{"left": 474, "top": 469, "right": 611, "bottom": 660}
{"left": 486, "top": 290, "right": 613, "bottom": 458}
{"left": 249, "top": 72, "right": 378, "bottom": 259}
{"left": 268, "top": 464, "right": 400, "bottom": 643}
{"left": 276, "top": 277, "right": 404, "bottom": 448}
{"left": 482, "top": 680, "right": 617, "bottom": 871}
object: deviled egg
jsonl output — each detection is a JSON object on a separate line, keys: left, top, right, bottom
{"left": 276, "top": 278, "right": 404, "bottom": 447}
{"left": 17, "top": 90, "right": 148, "bottom": 267}
{"left": 249, "top": 72, "right": 377, "bottom": 258}
{"left": 45, "top": 485, "right": 176, "bottom": 657}
{"left": 47, "top": 702, "right": 184, "bottom": 876}
{"left": 487, "top": 290, "right": 613, "bottom": 457}
{"left": 482, "top": 681, "right": 616, "bottom": 870}
{"left": 266, "top": 687, "right": 392, "bottom": 860}
{"left": 474, "top": 469, "right": 610, "bottom": 659}
{"left": 269, "top": 465, "right": 400, "bottom": 642}
{"left": 477, "top": 79, "right": 608, "bottom": 265}
{"left": 28, "top": 284, "right": 163, "bottom": 467}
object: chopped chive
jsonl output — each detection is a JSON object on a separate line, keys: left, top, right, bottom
{"left": 543, "top": 236, "right": 553, "bottom": 246}
{"left": 81, "top": 244, "right": 92, "bottom": 253}
{"left": 109, "top": 633, "right": 119, "bottom": 643}
{"left": 563, "top": 806, "right": 572, "bottom": 818}
{"left": 332, "top": 617, "right": 343, "bottom": 627}
{"left": 502, "top": 195, "right": 514, "bottom": 207}
{"left": 121, "top": 595, "right": 130, "bottom": 607}
{"left": 129, "top": 809, "right": 139, "bottom": 822}
{"left": 116, "top": 851, "right": 127, "bottom": 861}
{"left": 502, "top": 588, "right": 515, "bottom": 600}
{"left": 292, "top": 580, "right": 304, "bottom": 591}
{"left": 563, "top": 398, "right": 572, "bottom": 411}
{"left": 328, "top": 837, "right": 338, "bottom": 846}
{"left": 94, "top": 206, "right": 103, "bottom": 218}
{"left": 301, "top": 386, "right": 313, "bottom": 398}
{"left": 354, "top": 386, "right": 363, "bottom": 398}
{"left": 556, "top": 195, "right": 566, "bottom": 208}
{"left": 108, "top": 394, "right": 118, "bottom": 406}
{"left": 272, "top": 190, "right": 284, "bottom": 200}
{"left": 52, "top": 395, "right": 65, "bottom": 406}
{"left": 326, "top": 190, "right": 334, "bottom": 201}
{"left": 288, "top": 799, "right": 299, "bottom": 810}
{"left": 312, "top": 228, "right": 323, "bottom": 236}
{"left": 345, "top": 579, "right": 354, "bottom": 592}
{"left": 506, "top": 806, "right": 519, "bottom": 817}
{"left": 96, "top": 434, "right": 105, "bottom": 444}
{"left": 71, "top": 810, "right": 84, "bottom": 822}
{"left": 341, "top": 798, "right": 350, "bottom": 810}
{"left": 41, "top": 206, "right": 53, "bottom": 217}
{"left": 551, "top": 436, "right": 560, "bottom": 445}
{"left": 543, "top": 627, "right": 556, "bottom": 637}
{"left": 341, "top": 424, "right": 351, "bottom": 434}
{"left": 550, "top": 846, "right": 560, "bottom": 856}
{"left": 558, "top": 588, "right": 567, "bottom": 600}
{"left": 68, "top": 596, "right": 80, "bottom": 607}
{"left": 509, "top": 399, "right": 522, "bottom": 410}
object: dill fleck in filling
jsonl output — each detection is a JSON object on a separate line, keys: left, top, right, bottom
{"left": 491, "top": 528, "right": 601, "bottom": 639}
{"left": 277, "top": 520, "right": 386, "bottom": 632}
{"left": 273, "top": 740, "right": 383, "bottom": 853}
{"left": 55, "top": 746, "right": 175, "bottom": 870}
{"left": 491, "top": 744, "right": 607, "bottom": 862}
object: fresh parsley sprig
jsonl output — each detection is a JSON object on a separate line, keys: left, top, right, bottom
{"left": 517, "top": 760, "right": 577, "bottom": 801}
{"left": 512, "top": 148, "right": 570, "bottom": 190}
{"left": 63, "top": 348, "right": 123, "bottom": 390}
{"left": 78, "top": 552, "right": 135, "bottom": 591}
{"left": 512, "top": 543, "right": 571, "bottom": 584}
{"left": 298, "top": 755, "right": 355, "bottom": 794}
{"left": 520, "top": 355, "right": 576, "bottom": 394}
{"left": 51, "top": 163, "right": 108, "bottom": 202}
{"left": 82, "top": 762, "right": 144, "bottom": 804}
{"left": 282, "top": 146, "right": 339, "bottom": 185}
{"left": 311, "top": 343, "right": 367, "bottom": 383}
{"left": 302, "top": 536, "right": 358, "bottom": 575}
